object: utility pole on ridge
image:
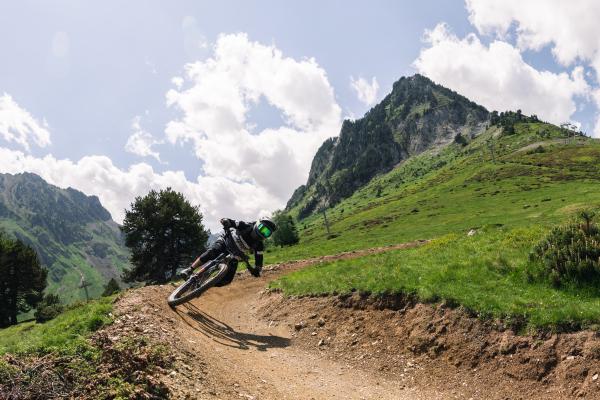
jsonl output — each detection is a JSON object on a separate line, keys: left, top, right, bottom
{"left": 79, "top": 276, "right": 91, "bottom": 302}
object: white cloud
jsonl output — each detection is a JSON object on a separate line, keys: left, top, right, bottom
{"left": 0, "top": 147, "right": 279, "bottom": 230}
{"left": 166, "top": 32, "right": 341, "bottom": 204}
{"left": 0, "top": 33, "right": 341, "bottom": 230}
{"left": 593, "top": 89, "right": 600, "bottom": 138}
{"left": 350, "top": 76, "right": 379, "bottom": 106}
{"left": 171, "top": 76, "right": 184, "bottom": 89}
{"left": 466, "top": 0, "right": 600, "bottom": 69}
{"left": 413, "top": 23, "right": 589, "bottom": 126}
{"left": 465, "top": 0, "right": 600, "bottom": 136}
{"left": 125, "top": 116, "right": 163, "bottom": 161}
{"left": 0, "top": 93, "right": 51, "bottom": 151}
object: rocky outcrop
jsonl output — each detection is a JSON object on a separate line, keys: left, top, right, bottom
{"left": 287, "top": 74, "right": 489, "bottom": 218}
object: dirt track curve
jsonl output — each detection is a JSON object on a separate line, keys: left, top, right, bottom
{"left": 107, "top": 240, "right": 600, "bottom": 400}
{"left": 170, "top": 267, "right": 431, "bottom": 399}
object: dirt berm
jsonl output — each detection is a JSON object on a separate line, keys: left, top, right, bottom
{"left": 103, "top": 242, "right": 600, "bottom": 399}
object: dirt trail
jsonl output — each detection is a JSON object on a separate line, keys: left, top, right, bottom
{"left": 106, "top": 240, "right": 600, "bottom": 399}
{"left": 170, "top": 269, "right": 434, "bottom": 400}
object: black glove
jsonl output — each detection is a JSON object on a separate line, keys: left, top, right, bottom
{"left": 247, "top": 264, "right": 261, "bottom": 277}
{"left": 220, "top": 218, "right": 233, "bottom": 229}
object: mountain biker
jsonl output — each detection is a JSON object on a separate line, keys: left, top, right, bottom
{"left": 179, "top": 217, "right": 277, "bottom": 286}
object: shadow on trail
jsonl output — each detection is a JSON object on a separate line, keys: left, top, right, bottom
{"left": 174, "top": 302, "right": 290, "bottom": 351}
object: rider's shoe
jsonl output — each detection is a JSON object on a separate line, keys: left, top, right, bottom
{"left": 247, "top": 265, "right": 262, "bottom": 277}
{"left": 179, "top": 267, "right": 193, "bottom": 280}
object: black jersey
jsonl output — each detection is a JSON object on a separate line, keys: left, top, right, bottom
{"left": 220, "top": 218, "right": 264, "bottom": 268}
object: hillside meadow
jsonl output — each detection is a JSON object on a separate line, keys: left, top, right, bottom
{"left": 268, "top": 122, "right": 600, "bottom": 330}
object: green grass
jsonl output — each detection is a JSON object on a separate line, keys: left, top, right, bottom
{"left": 271, "top": 225, "right": 600, "bottom": 330}
{"left": 0, "top": 296, "right": 114, "bottom": 355}
{"left": 269, "top": 123, "right": 600, "bottom": 263}
{"left": 0, "top": 295, "right": 173, "bottom": 399}
{"left": 267, "top": 122, "right": 600, "bottom": 330}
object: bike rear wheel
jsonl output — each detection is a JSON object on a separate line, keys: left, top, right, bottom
{"left": 167, "top": 262, "right": 229, "bottom": 307}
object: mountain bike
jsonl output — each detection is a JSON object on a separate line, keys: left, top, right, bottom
{"left": 167, "top": 231, "right": 249, "bottom": 307}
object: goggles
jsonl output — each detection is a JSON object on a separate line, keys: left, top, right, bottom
{"left": 257, "top": 223, "right": 272, "bottom": 238}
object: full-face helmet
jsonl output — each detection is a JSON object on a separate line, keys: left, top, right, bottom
{"left": 253, "top": 217, "right": 277, "bottom": 240}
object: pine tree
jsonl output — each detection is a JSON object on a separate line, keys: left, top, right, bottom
{"left": 0, "top": 232, "right": 47, "bottom": 327}
{"left": 272, "top": 212, "right": 300, "bottom": 247}
{"left": 121, "top": 188, "right": 208, "bottom": 283}
{"left": 34, "top": 293, "right": 63, "bottom": 323}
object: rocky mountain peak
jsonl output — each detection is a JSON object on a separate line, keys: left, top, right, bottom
{"left": 287, "top": 74, "right": 489, "bottom": 218}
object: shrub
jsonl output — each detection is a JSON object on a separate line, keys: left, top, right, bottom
{"left": 0, "top": 335, "right": 171, "bottom": 399}
{"left": 34, "top": 294, "right": 63, "bottom": 323}
{"left": 530, "top": 211, "right": 600, "bottom": 287}
{"left": 453, "top": 133, "right": 468, "bottom": 146}
{"left": 526, "top": 145, "right": 545, "bottom": 155}
{"left": 101, "top": 278, "right": 121, "bottom": 297}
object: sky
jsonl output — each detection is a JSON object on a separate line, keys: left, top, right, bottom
{"left": 1, "top": 1, "right": 599, "bottom": 230}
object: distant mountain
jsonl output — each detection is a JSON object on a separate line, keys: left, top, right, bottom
{"left": 286, "top": 74, "right": 489, "bottom": 218}
{"left": 207, "top": 231, "right": 221, "bottom": 246}
{"left": 0, "top": 172, "right": 130, "bottom": 303}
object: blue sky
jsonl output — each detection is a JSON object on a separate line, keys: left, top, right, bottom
{"left": 0, "top": 1, "right": 598, "bottom": 229}
{"left": 0, "top": 1, "right": 469, "bottom": 173}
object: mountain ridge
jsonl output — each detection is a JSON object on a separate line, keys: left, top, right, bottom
{"left": 287, "top": 74, "right": 489, "bottom": 218}
{"left": 0, "top": 172, "right": 130, "bottom": 303}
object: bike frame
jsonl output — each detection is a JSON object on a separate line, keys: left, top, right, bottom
{"left": 194, "top": 253, "right": 227, "bottom": 278}
{"left": 188, "top": 230, "right": 252, "bottom": 279}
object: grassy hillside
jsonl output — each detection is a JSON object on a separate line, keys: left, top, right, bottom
{"left": 273, "top": 121, "right": 599, "bottom": 261}
{"left": 5, "top": 221, "right": 128, "bottom": 304}
{"left": 269, "top": 121, "right": 600, "bottom": 330}
{"left": 0, "top": 297, "right": 114, "bottom": 355}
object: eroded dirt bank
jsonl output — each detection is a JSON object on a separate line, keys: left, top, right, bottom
{"left": 259, "top": 292, "right": 600, "bottom": 399}
{"left": 100, "top": 241, "right": 600, "bottom": 399}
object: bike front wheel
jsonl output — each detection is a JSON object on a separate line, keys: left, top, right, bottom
{"left": 167, "top": 262, "right": 229, "bottom": 307}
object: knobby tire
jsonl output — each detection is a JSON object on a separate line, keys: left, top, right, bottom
{"left": 167, "top": 262, "right": 229, "bottom": 306}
